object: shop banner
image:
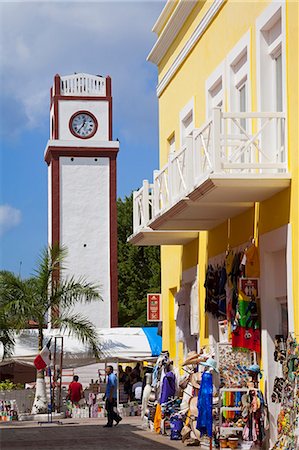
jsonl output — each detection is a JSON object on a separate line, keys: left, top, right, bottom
{"left": 147, "top": 294, "right": 161, "bottom": 322}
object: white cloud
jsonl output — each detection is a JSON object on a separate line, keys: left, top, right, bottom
{"left": 0, "top": 205, "right": 22, "bottom": 237}
{"left": 0, "top": 1, "right": 164, "bottom": 137}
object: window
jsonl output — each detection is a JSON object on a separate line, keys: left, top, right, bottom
{"left": 256, "top": 3, "right": 286, "bottom": 164}
{"left": 227, "top": 33, "right": 251, "bottom": 164}
{"left": 180, "top": 98, "right": 194, "bottom": 147}
{"left": 207, "top": 76, "right": 223, "bottom": 118}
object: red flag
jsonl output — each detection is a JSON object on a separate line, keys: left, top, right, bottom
{"left": 34, "top": 339, "right": 51, "bottom": 370}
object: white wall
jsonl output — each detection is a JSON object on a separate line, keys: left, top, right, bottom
{"left": 260, "top": 225, "right": 288, "bottom": 447}
{"left": 60, "top": 156, "right": 110, "bottom": 328}
{"left": 58, "top": 100, "right": 109, "bottom": 141}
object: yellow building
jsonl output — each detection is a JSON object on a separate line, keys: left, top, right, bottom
{"left": 129, "top": 0, "right": 298, "bottom": 446}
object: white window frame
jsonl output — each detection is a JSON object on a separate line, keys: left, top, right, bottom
{"left": 179, "top": 97, "right": 194, "bottom": 147}
{"left": 227, "top": 31, "right": 251, "bottom": 114}
{"left": 256, "top": 1, "right": 287, "bottom": 164}
{"left": 256, "top": 1, "right": 286, "bottom": 113}
{"left": 205, "top": 62, "right": 225, "bottom": 120}
{"left": 226, "top": 31, "right": 252, "bottom": 164}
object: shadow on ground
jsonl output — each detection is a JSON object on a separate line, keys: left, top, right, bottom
{"left": 0, "top": 423, "right": 184, "bottom": 450}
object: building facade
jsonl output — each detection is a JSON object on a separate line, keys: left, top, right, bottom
{"left": 45, "top": 73, "right": 119, "bottom": 328}
{"left": 129, "top": 0, "right": 298, "bottom": 445}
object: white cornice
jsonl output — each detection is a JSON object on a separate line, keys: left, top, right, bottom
{"left": 147, "top": 0, "right": 197, "bottom": 65}
{"left": 152, "top": 1, "right": 177, "bottom": 35}
{"left": 156, "top": 0, "right": 225, "bottom": 97}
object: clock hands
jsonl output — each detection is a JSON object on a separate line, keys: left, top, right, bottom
{"left": 77, "top": 120, "right": 86, "bottom": 133}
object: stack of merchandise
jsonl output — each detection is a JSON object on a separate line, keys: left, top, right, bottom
{"left": 218, "top": 343, "right": 252, "bottom": 388}
{"left": 0, "top": 399, "right": 18, "bottom": 421}
{"left": 65, "top": 400, "right": 89, "bottom": 418}
{"left": 271, "top": 334, "right": 299, "bottom": 450}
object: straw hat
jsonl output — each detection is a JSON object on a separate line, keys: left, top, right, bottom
{"left": 200, "top": 357, "right": 219, "bottom": 373}
{"left": 189, "top": 396, "right": 198, "bottom": 417}
{"left": 190, "top": 372, "right": 202, "bottom": 389}
{"left": 182, "top": 351, "right": 201, "bottom": 366}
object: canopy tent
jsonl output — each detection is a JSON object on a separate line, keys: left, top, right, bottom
{"left": 0, "top": 327, "right": 162, "bottom": 369}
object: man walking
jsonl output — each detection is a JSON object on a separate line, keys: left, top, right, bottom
{"left": 104, "top": 365, "right": 122, "bottom": 427}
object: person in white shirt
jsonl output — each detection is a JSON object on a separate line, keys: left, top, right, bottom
{"left": 132, "top": 377, "right": 143, "bottom": 402}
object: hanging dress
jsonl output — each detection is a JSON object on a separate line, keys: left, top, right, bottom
{"left": 196, "top": 371, "right": 213, "bottom": 437}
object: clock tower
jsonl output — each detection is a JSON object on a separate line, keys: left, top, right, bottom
{"left": 45, "top": 73, "right": 119, "bottom": 328}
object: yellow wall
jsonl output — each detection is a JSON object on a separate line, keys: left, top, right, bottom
{"left": 156, "top": 0, "right": 299, "bottom": 347}
{"left": 286, "top": 0, "right": 299, "bottom": 335}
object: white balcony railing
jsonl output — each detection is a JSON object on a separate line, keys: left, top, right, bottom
{"left": 60, "top": 73, "right": 106, "bottom": 96}
{"left": 133, "top": 180, "right": 154, "bottom": 233}
{"left": 132, "top": 109, "right": 287, "bottom": 233}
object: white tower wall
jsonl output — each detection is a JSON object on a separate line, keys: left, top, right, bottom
{"left": 60, "top": 156, "right": 110, "bottom": 328}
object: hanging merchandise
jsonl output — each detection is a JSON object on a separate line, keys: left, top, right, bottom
{"left": 271, "top": 333, "right": 299, "bottom": 450}
{"left": 231, "top": 283, "right": 261, "bottom": 353}
{"left": 160, "top": 369, "right": 176, "bottom": 404}
{"left": 217, "top": 343, "right": 252, "bottom": 388}
{"left": 196, "top": 359, "right": 219, "bottom": 440}
{"left": 241, "top": 387, "right": 268, "bottom": 445}
{"left": 244, "top": 243, "right": 260, "bottom": 278}
{"left": 196, "top": 371, "right": 213, "bottom": 438}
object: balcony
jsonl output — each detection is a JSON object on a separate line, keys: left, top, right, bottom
{"left": 128, "top": 109, "right": 290, "bottom": 245}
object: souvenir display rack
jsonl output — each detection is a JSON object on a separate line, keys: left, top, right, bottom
{"left": 0, "top": 399, "right": 18, "bottom": 421}
{"left": 217, "top": 343, "right": 254, "bottom": 388}
{"left": 219, "top": 388, "right": 247, "bottom": 434}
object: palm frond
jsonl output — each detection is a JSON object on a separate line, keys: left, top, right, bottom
{"left": 53, "top": 313, "right": 101, "bottom": 359}
{"left": 50, "top": 276, "right": 102, "bottom": 309}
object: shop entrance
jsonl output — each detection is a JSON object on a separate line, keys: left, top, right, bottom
{"left": 260, "top": 225, "right": 290, "bottom": 446}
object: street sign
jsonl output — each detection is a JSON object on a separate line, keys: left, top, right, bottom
{"left": 147, "top": 293, "right": 162, "bottom": 322}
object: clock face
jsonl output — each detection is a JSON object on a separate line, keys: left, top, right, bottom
{"left": 69, "top": 111, "right": 98, "bottom": 138}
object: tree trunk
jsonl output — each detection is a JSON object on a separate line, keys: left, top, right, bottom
{"left": 31, "top": 329, "right": 48, "bottom": 414}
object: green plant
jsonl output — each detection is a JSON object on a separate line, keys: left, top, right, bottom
{"left": 0, "top": 379, "right": 24, "bottom": 391}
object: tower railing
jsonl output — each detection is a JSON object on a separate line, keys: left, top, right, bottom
{"left": 60, "top": 74, "right": 106, "bottom": 96}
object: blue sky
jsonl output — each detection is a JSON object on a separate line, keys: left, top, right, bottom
{"left": 0, "top": 0, "right": 165, "bottom": 277}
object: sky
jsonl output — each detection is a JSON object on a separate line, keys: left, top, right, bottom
{"left": 0, "top": 0, "right": 165, "bottom": 278}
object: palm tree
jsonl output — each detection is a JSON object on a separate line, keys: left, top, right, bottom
{"left": 0, "top": 244, "right": 102, "bottom": 414}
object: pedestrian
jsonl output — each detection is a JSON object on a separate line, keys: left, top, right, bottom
{"left": 104, "top": 365, "right": 122, "bottom": 427}
{"left": 67, "top": 375, "right": 83, "bottom": 405}
{"left": 124, "top": 366, "right": 132, "bottom": 400}
{"left": 132, "top": 376, "right": 143, "bottom": 402}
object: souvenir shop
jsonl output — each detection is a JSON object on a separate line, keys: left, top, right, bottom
{"left": 141, "top": 241, "right": 299, "bottom": 449}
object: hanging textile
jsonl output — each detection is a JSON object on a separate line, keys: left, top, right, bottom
{"left": 176, "top": 285, "right": 191, "bottom": 342}
{"left": 190, "top": 278, "right": 199, "bottom": 335}
{"left": 160, "top": 371, "right": 176, "bottom": 404}
{"left": 245, "top": 244, "right": 260, "bottom": 278}
{"left": 196, "top": 371, "right": 213, "bottom": 437}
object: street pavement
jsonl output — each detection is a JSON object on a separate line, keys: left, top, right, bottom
{"left": 0, "top": 416, "right": 189, "bottom": 450}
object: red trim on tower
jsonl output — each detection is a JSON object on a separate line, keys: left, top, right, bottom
{"left": 109, "top": 153, "right": 118, "bottom": 327}
{"left": 51, "top": 157, "right": 60, "bottom": 248}
{"left": 53, "top": 95, "right": 111, "bottom": 102}
{"left": 45, "top": 146, "right": 118, "bottom": 164}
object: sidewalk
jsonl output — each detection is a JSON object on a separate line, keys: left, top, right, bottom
{"left": 0, "top": 416, "right": 190, "bottom": 450}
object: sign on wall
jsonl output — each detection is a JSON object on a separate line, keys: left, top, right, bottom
{"left": 239, "top": 278, "right": 259, "bottom": 297}
{"left": 147, "top": 294, "right": 162, "bottom": 322}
